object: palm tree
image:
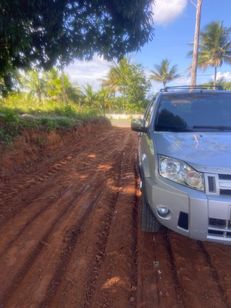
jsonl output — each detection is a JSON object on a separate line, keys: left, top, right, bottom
{"left": 198, "top": 21, "right": 231, "bottom": 87}
{"left": 101, "top": 68, "right": 119, "bottom": 96}
{"left": 102, "top": 58, "right": 150, "bottom": 111}
{"left": 97, "top": 87, "right": 113, "bottom": 115}
{"left": 21, "top": 70, "right": 46, "bottom": 103}
{"left": 150, "top": 59, "right": 180, "bottom": 88}
{"left": 82, "top": 84, "right": 98, "bottom": 107}
{"left": 45, "top": 68, "right": 71, "bottom": 103}
{"left": 102, "top": 58, "right": 132, "bottom": 96}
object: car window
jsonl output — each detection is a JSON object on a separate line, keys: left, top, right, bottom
{"left": 155, "top": 93, "right": 231, "bottom": 132}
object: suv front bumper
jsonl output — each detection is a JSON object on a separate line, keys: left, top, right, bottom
{"left": 144, "top": 177, "right": 231, "bottom": 244}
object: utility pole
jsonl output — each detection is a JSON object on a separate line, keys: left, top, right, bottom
{"left": 191, "top": 0, "right": 203, "bottom": 87}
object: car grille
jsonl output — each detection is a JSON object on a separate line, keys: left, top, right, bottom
{"left": 205, "top": 173, "right": 231, "bottom": 196}
{"left": 208, "top": 218, "right": 231, "bottom": 238}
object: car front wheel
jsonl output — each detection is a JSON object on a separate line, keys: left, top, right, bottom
{"left": 141, "top": 194, "right": 160, "bottom": 232}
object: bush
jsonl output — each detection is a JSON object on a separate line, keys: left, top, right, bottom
{"left": 0, "top": 94, "right": 101, "bottom": 143}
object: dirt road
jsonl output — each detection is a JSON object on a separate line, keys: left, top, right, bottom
{"left": 0, "top": 124, "right": 231, "bottom": 308}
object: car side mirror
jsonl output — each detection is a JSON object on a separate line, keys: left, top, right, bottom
{"left": 131, "top": 119, "right": 147, "bottom": 133}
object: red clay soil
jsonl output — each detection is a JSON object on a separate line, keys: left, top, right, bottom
{"left": 0, "top": 123, "right": 231, "bottom": 308}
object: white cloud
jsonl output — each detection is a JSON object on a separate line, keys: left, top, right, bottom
{"left": 217, "top": 71, "right": 231, "bottom": 82}
{"left": 64, "top": 55, "right": 113, "bottom": 90}
{"left": 153, "top": 0, "right": 187, "bottom": 25}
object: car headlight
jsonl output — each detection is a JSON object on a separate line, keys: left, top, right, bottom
{"left": 158, "top": 156, "right": 204, "bottom": 191}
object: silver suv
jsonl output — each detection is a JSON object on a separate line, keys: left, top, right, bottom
{"left": 132, "top": 86, "right": 231, "bottom": 244}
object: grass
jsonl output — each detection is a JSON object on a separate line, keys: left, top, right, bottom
{"left": 0, "top": 93, "right": 99, "bottom": 117}
{"left": 0, "top": 93, "right": 100, "bottom": 144}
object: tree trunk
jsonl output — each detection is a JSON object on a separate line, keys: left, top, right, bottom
{"left": 191, "top": 0, "right": 203, "bottom": 88}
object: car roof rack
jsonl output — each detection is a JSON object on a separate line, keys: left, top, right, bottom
{"left": 160, "top": 85, "right": 223, "bottom": 92}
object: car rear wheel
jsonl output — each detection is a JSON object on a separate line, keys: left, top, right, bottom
{"left": 141, "top": 194, "right": 160, "bottom": 232}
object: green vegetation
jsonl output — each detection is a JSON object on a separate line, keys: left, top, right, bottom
{"left": 150, "top": 59, "right": 180, "bottom": 87}
{"left": 0, "top": 0, "right": 153, "bottom": 93}
{"left": 1, "top": 59, "right": 150, "bottom": 115}
{"left": 202, "top": 79, "right": 231, "bottom": 90}
{"left": 0, "top": 109, "right": 20, "bottom": 144}
{"left": 102, "top": 58, "right": 151, "bottom": 112}
{"left": 0, "top": 100, "right": 98, "bottom": 144}
{"left": 0, "top": 60, "right": 150, "bottom": 143}
{"left": 190, "top": 21, "right": 231, "bottom": 87}
{"left": 0, "top": 68, "right": 97, "bottom": 143}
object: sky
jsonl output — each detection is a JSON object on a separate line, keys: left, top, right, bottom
{"left": 65, "top": 0, "right": 231, "bottom": 92}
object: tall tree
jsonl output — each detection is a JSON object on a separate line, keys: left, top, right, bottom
{"left": 102, "top": 69, "right": 119, "bottom": 96}
{"left": 96, "top": 88, "right": 113, "bottom": 114}
{"left": 82, "top": 85, "right": 98, "bottom": 107}
{"left": 19, "top": 68, "right": 80, "bottom": 103}
{"left": 103, "top": 58, "right": 150, "bottom": 110}
{"left": 198, "top": 21, "right": 231, "bottom": 87}
{"left": 150, "top": 59, "right": 180, "bottom": 87}
{"left": 190, "top": 0, "right": 203, "bottom": 87}
{"left": 0, "top": 0, "right": 154, "bottom": 91}
{"left": 21, "top": 70, "right": 46, "bottom": 103}
{"left": 45, "top": 69, "right": 72, "bottom": 103}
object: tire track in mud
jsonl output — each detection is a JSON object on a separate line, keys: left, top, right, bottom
{"left": 137, "top": 207, "right": 229, "bottom": 308}
{"left": 166, "top": 232, "right": 228, "bottom": 308}
{"left": 0, "top": 128, "right": 134, "bottom": 307}
{"left": 0, "top": 129, "right": 112, "bottom": 201}
{"left": 0, "top": 148, "right": 73, "bottom": 201}
{"left": 45, "top": 190, "right": 117, "bottom": 308}
{"left": 39, "top": 190, "right": 104, "bottom": 308}
{"left": 130, "top": 165, "right": 139, "bottom": 303}
{"left": 82, "top": 178, "right": 123, "bottom": 308}
{"left": 0, "top": 178, "right": 105, "bottom": 306}
{"left": 138, "top": 232, "right": 160, "bottom": 308}
{"left": 0, "top": 184, "right": 69, "bottom": 258}
{"left": 0, "top": 129, "right": 125, "bottom": 226}
{"left": 0, "top": 130, "right": 128, "bottom": 260}
{"left": 83, "top": 207, "right": 119, "bottom": 307}
{"left": 0, "top": 121, "right": 109, "bottom": 182}
{"left": 0, "top": 179, "right": 56, "bottom": 225}
{"left": 163, "top": 232, "right": 185, "bottom": 306}
{"left": 82, "top": 138, "right": 138, "bottom": 308}
{"left": 0, "top": 134, "right": 128, "bottom": 266}
{"left": 0, "top": 127, "right": 117, "bottom": 199}
{"left": 0, "top": 140, "right": 120, "bottom": 257}
{"left": 137, "top": 228, "right": 184, "bottom": 307}
{"left": 46, "top": 187, "right": 123, "bottom": 308}
{"left": 197, "top": 241, "right": 230, "bottom": 307}
{"left": 155, "top": 231, "right": 183, "bottom": 308}
{"left": 41, "top": 132, "right": 136, "bottom": 308}
{"left": 0, "top": 173, "right": 102, "bottom": 258}
{"left": 6, "top": 187, "right": 104, "bottom": 308}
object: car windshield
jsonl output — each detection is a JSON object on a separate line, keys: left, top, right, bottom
{"left": 155, "top": 93, "right": 231, "bottom": 132}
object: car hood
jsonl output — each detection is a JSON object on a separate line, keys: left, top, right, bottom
{"left": 153, "top": 132, "right": 231, "bottom": 173}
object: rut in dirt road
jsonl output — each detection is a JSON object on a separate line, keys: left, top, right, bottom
{"left": 1, "top": 125, "right": 231, "bottom": 308}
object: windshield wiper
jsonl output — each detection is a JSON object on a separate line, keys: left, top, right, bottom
{"left": 193, "top": 125, "right": 231, "bottom": 131}
{"left": 156, "top": 125, "right": 193, "bottom": 132}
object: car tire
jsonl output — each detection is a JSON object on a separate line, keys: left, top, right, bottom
{"left": 141, "top": 194, "right": 160, "bottom": 233}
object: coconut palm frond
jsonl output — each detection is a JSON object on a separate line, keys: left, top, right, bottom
{"left": 150, "top": 59, "right": 180, "bottom": 87}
